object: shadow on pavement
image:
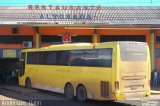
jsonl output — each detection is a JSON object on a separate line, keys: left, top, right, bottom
{"left": 0, "top": 85, "right": 135, "bottom": 106}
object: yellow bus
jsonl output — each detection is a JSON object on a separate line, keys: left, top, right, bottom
{"left": 19, "top": 41, "right": 150, "bottom": 101}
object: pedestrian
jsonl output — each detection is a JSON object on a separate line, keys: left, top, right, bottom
{"left": 158, "top": 69, "right": 160, "bottom": 87}
{"left": 153, "top": 69, "right": 158, "bottom": 87}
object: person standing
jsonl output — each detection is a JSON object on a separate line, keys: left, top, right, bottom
{"left": 153, "top": 69, "right": 158, "bottom": 87}
{"left": 158, "top": 69, "right": 160, "bottom": 87}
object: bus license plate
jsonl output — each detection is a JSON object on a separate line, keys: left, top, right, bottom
{"left": 131, "top": 86, "right": 137, "bottom": 90}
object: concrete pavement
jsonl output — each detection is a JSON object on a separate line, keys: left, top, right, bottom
{"left": 0, "top": 84, "right": 160, "bottom": 106}
{"left": 0, "top": 84, "right": 37, "bottom": 94}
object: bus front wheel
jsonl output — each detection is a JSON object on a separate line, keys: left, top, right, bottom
{"left": 76, "top": 85, "right": 87, "bottom": 102}
{"left": 64, "top": 84, "right": 74, "bottom": 100}
{"left": 25, "top": 78, "right": 31, "bottom": 88}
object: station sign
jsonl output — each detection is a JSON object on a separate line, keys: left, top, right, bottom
{"left": 3, "top": 50, "right": 16, "bottom": 58}
{"left": 28, "top": 5, "right": 101, "bottom": 20}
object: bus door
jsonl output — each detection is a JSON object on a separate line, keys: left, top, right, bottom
{"left": 25, "top": 52, "right": 38, "bottom": 87}
{"left": 19, "top": 59, "right": 26, "bottom": 86}
{"left": 119, "top": 42, "right": 148, "bottom": 97}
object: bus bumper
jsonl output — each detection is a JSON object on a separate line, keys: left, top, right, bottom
{"left": 114, "top": 91, "right": 150, "bottom": 100}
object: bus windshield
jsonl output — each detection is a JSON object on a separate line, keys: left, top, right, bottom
{"left": 120, "top": 42, "right": 147, "bottom": 61}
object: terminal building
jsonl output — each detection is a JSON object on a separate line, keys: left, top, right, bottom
{"left": 0, "top": 6, "right": 160, "bottom": 83}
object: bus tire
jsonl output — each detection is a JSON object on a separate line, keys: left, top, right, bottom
{"left": 25, "top": 78, "right": 31, "bottom": 88}
{"left": 64, "top": 84, "right": 74, "bottom": 100}
{"left": 76, "top": 85, "right": 87, "bottom": 102}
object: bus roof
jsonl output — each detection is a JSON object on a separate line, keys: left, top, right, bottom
{"left": 21, "top": 41, "right": 147, "bottom": 52}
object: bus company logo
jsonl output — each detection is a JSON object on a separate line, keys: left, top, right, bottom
{"left": 28, "top": 5, "right": 101, "bottom": 10}
{"left": 142, "top": 99, "right": 159, "bottom": 106}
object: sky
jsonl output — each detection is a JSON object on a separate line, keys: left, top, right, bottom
{"left": 0, "top": 0, "right": 160, "bottom": 6}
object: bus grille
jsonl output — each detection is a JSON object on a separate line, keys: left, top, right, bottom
{"left": 101, "top": 81, "right": 109, "bottom": 98}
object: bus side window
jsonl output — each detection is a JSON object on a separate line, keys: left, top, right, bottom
{"left": 47, "top": 51, "right": 57, "bottom": 65}
{"left": 57, "top": 51, "right": 70, "bottom": 65}
{"left": 100, "top": 49, "right": 112, "bottom": 67}
{"left": 70, "top": 50, "right": 85, "bottom": 66}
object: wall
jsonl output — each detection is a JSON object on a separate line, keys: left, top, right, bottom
{"left": 0, "top": 26, "right": 36, "bottom": 48}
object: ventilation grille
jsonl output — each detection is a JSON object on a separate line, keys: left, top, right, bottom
{"left": 101, "top": 81, "right": 109, "bottom": 98}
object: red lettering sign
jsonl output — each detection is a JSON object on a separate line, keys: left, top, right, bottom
{"left": 56, "top": 6, "right": 60, "bottom": 10}
{"left": 62, "top": 6, "right": 67, "bottom": 10}
{"left": 63, "top": 34, "right": 71, "bottom": 44}
{"left": 42, "top": 5, "right": 46, "bottom": 10}
{"left": 28, "top": 5, "right": 33, "bottom": 10}
{"left": 28, "top": 5, "right": 101, "bottom": 10}
{"left": 49, "top": 5, "right": 53, "bottom": 10}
